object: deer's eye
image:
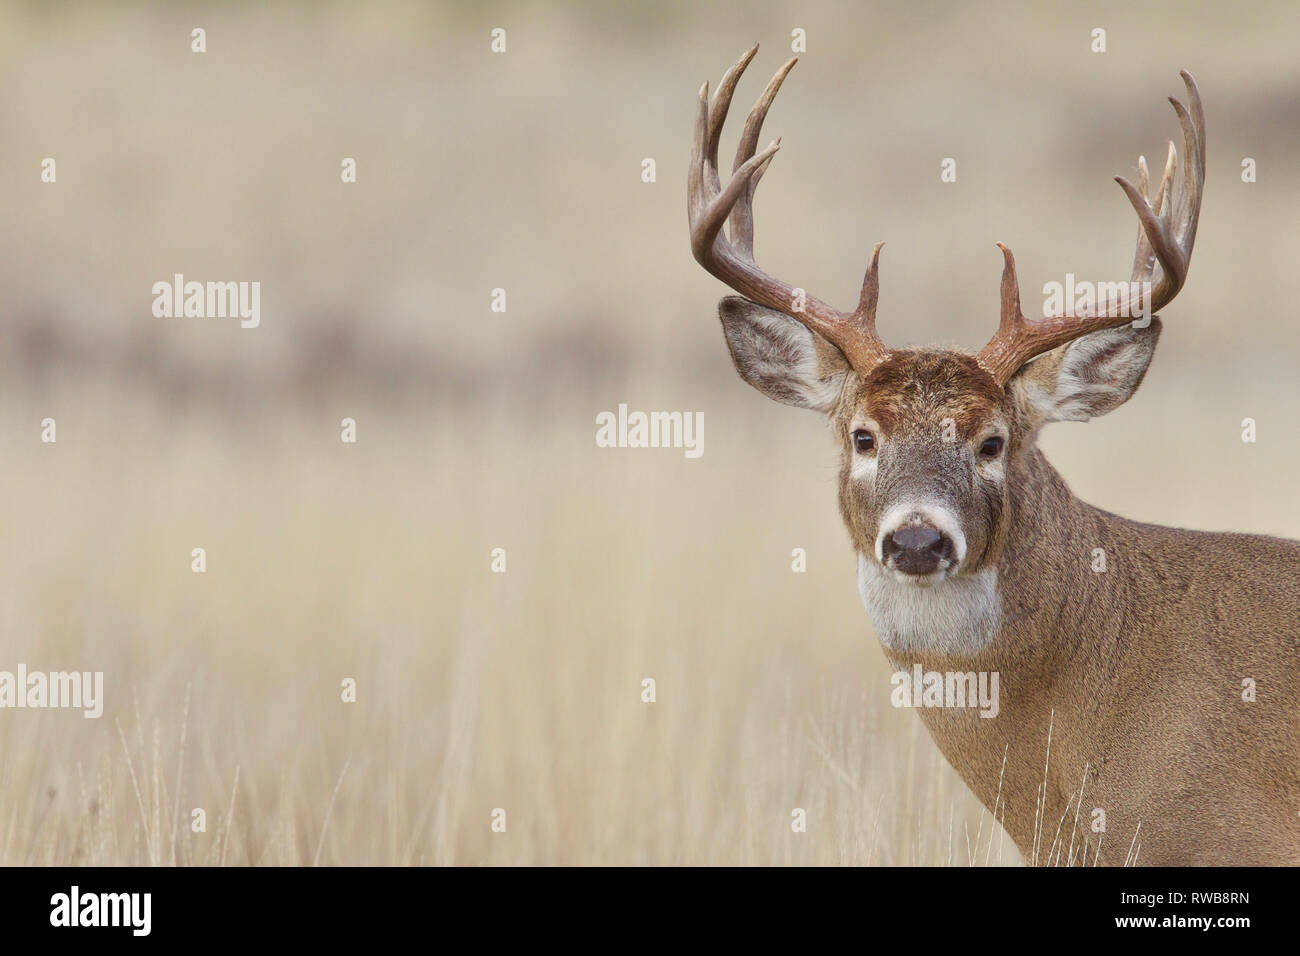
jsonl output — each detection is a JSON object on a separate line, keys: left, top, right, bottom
{"left": 979, "top": 436, "right": 1004, "bottom": 459}
{"left": 852, "top": 429, "right": 876, "bottom": 454}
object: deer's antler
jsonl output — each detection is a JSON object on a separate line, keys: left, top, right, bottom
{"left": 688, "top": 45, "right": 891, "bottom": 373}
{"left": 976, "top": 71, "right": 1206, "bottom": 386}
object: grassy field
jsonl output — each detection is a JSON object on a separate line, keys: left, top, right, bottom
{"left": 1, "top": 1, "right": 1297, "bottom": 864}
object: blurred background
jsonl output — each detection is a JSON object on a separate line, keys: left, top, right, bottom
{"left": 0, "top": 0, "right": 1296, "bottom": 864}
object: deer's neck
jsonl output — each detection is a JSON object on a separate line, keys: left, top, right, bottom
{"left": 993, "top": 446, "right": 1123, "bottom": 672}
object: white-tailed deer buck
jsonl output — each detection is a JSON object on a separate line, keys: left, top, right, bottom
{"left": 689, "top": 46, "right": 1300, "bottom": 865}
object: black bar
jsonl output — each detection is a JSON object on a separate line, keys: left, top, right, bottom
{"left": 0, "top": 865, "right": 1287, "bottom": 942}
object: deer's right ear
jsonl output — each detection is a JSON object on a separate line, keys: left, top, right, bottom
{"left": 718, "top": 297, "right": 851, "bottom": 413}
{"left": 1009, "top": 318, "right": 1162, "bottom": 428}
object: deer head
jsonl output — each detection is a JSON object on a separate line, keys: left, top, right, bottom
{"left": 689, "top": 47, "right": 1204, "bottom": 651}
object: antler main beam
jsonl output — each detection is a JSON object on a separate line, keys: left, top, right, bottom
{"left": 977, "top": 71, "right": 1206, "bottom": 386}
{"left": 688, "top": 45, "right": 891, "bottom": 373}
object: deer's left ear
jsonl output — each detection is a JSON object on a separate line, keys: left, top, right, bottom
{"left": 1010, "top": 318, "right": 1162, "bottom": 426}
{"left": 718, "top": 296, "right": 851, "bottom": 414}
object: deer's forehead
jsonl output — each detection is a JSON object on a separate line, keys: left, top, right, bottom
{"left": 852, "top": 350, "right": 1007, "bottom": 436}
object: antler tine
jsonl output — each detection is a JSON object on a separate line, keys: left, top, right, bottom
{"left": 1128, "top": 153, "right": 1152, "bottom": 283}
{"left": 996, "top": 242, "right": 1023, "bottom": 334}
{"left": 976, "top": 71, "right": 1206, "bottom": 386}
{"left": 687, "top": 80, "right": 709, "bottom": 219}
{"left": 972, "top": 243, "right": 1031, "bottom": 384}
{"left": 855, "top": 241, "right": 886, "bottom": 323}
{"left": 687, "top": 48, "right": 890, "bottom": 372}
{"left": 729, "top": 55, "right": 797, "bottom": 257}
{"left": 705, "top": 44, "right": 759, "bottom": 196}
{"left": 1173, "top": 70, "right": 1206, "bottom": 256}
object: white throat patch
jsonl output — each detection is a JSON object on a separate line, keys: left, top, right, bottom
{"left": 857, "top": 554, "right": 1001, "bottom": 655}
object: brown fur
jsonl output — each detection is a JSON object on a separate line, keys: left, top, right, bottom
{"left": 715, "top": 295, "right": 1300, "bottom": 864}
{"left": 860, "top": 350, "right": 1004, "bottom": 440}
{"left": 834, "top": 348, "right": 1300, "bottom": 865}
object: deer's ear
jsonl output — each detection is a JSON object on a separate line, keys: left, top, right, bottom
{"left": 1010, "top": 318, "right": 1162, "bottom": 426}
{"left": 718, "top": 297, "right": 850, "bottom": 413}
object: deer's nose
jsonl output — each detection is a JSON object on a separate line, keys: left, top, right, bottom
{"left": 882, "top": 524, "right": 954, "bottom": 576}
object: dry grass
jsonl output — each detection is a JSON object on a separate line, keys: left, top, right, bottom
{"left": 1, "top": 376, "right": 1006, "bottom": 865}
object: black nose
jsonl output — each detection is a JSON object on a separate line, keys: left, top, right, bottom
{"left": 882, "top": 524, "right": 954, "bottom": 576}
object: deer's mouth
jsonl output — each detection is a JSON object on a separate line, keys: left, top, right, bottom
{"left": 882, "top": 557, "right": 959, "bottom": 587}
